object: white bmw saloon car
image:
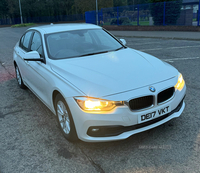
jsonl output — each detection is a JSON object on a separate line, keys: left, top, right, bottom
{"left": 13, "top": 23, "right": 186, "bottom": 142}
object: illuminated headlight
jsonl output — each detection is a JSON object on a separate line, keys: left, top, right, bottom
{"left": 175, "top": 73, "right": 185, "bottom": 91}
{"left": 74, "top": 97, "right": 124, "bottom": 112}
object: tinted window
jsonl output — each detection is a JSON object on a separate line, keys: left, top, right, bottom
{"left": 22, "top": 31, "right": 32, "bottom": 50}
{"left": 19, "top": 35, "right": 25, "bottom": 48}
{"left": 31, "top": 32, "right": 43, "bottom": 56}
{"left": 94, "top": 31, "right": 116, "bottom": 46}
{"left": 45, "top": 29, "right": 123, "bottom": 59}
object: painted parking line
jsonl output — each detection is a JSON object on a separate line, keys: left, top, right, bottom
{"left": 166, "top": 45, "right": 200, "bottom": 49}
{"left": 140, "top": 45, "right": 200, "bottom": 51}
{"left": 130, "top": 40, "right": 189, "bottom": 46}
{"left": 140, "top": 48, "right": 163, "bottom": 51}
{"left": 131, "top": 42, "right": 162, "bottom": 45}
{"left": 163, "top": 57, "right": 199, "bottom": 62}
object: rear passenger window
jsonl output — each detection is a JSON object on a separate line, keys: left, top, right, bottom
{"left": 19, "top": 35, "right": 25, "bottom": 48}
{"left": 22, "top": 31, "right": 32, "bottom": 51}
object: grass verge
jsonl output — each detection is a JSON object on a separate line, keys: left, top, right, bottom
{"left": 103, "top": 21, "right": 150, "bottom": 26}
{"left": 11, "top": 23, "right": 35, "bottom": 28}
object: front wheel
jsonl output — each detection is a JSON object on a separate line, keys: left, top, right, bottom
{"left": 55, "top": 94, "right": 78, "bottom": 142}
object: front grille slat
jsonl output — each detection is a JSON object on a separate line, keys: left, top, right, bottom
{"left": 128, "top": 87, "right": 175, "bottom": 111}
{"left": 157, "top": 87, "right": 175, "bottom": 104}
{"left": 129, "top": 95, "right": 153, "bottom": 111}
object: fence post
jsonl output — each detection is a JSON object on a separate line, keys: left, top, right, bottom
{"left": 101, "top": 8, "right": 103, "bottom": 22}
{"left": 117, "top": 7, "right": 119, "bottom": 25}
{"left": 163, "top": 1, "right": 166, "bottom": 26}
{"left": 96, "top": 0, "right": 98, "bottom": 25}
{"left": 198, "top": 0, "right": 200, "bottom": 26}
{"left": 137, "top": 4, "right": 140, "bottom": 26}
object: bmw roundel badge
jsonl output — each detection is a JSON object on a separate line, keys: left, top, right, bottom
{"left": 149, "top": 86, "right": 156, "bottom": 92}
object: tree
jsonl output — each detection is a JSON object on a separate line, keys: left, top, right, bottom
{"left": 127, "top": 0, "right": 150, "bottom": 5}
{"left": 0, "top": 0, "right": 115, "bottom": 24}
{"left": 113, "top": 0, "right": 127, "bottom": 7}
{"left": 150, "top": 0, "right": 182, "bottom": 25}
{"left": 6, "top": 0, "right": 21, "bottom": 24}
{"left": 0, "top": 0, "right": 8, "bottom": 18}
{"left": 99, "top": 0, "right": 113, "bottom": 9}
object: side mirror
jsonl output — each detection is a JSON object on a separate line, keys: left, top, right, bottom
{"left": 120, "top": 39, "right": 127, "bottom": 46}
{"left": 24, "top": 51, "right": 43, "bottom": 62}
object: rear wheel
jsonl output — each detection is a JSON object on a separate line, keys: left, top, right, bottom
{"left": 15, "top": 64, "right": 26, "bottom": 89}
{"left": 55, "top": 94, "right": 78, "bottom": 142}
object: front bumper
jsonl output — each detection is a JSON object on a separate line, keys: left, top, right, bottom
{"left": 87, "top": 97, "right": 184, "bottom": 137}
{"left": 66, "top": 81, "right": 186, "bottom": 142}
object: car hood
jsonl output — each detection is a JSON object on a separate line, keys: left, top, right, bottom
{"left": 50, "top": 48, "right": 178, "bottom": 97}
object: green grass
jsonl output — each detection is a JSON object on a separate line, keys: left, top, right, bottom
{"left": 103, "top": 22, "right": 110, "bottom": 25}
{"left": 103, "top": 20, "right": 150, "bottom": 26}
{"left": 131, "top": 21, "right": 149, "bottom": 26}
{"left": 11, "top": 23, "right": 35, "bottom": 28}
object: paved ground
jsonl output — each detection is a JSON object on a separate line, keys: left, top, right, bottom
{"left": 0, "top": 26, "right": 200, "bottom": 173}
{"left": 110, "top": 30, "right": 200, "bottom": 41}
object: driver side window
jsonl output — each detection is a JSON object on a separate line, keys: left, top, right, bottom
{"left": 31, "top": 32, "right": 44, "bottom": 57}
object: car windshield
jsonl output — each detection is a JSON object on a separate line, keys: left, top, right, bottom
{"left": 45, "top": 29, "right": 124, "bottom": 59}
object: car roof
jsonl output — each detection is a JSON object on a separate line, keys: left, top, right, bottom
{"left": 28, "top": 23, "right": 101, "bottom": 34}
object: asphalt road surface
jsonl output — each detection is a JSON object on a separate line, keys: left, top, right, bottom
{"left": 0, "top": 27, "right": 200, "bottom": 173}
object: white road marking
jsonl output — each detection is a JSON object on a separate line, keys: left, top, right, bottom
{"left": 166, "top": 45, "right": 200, "bottom": 49}
{"left": 140, "top": 48, "right": 163, "bottom": 51}
{"left": 163, "top": 57, "right": 199, "bottom": 62}
{"left": 140, "top": 45, "right": 200, "bottom": 51}
{"left": 132, "top": 42, "right": 162, "bottom": 45}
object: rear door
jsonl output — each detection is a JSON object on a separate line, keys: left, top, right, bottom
{"left": 15, "top": 31, "right": 33, "bottom": 83}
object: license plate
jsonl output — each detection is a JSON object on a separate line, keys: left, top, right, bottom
{"left": 138, "top": 105, "right": 171, "bottom": 124}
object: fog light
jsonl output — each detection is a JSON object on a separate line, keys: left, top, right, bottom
{"left": 91, "top": 128, "right": 100, "bottom": 132}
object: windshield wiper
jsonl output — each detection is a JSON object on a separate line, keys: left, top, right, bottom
{"left": 114, "top": 46, "right": 124, "bottom": 51}
{"left": 79, "top": 50, "right": 110, "bottom": 57}
{"left": 79, "top": 47, "right": 124, "bottom": 57}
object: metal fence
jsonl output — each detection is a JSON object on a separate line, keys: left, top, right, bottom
{"left": 1, "top": 1, "right": 199, "bottom": 26}
{"left": 85, "top": 1, "right": 200, "bottom": 26}
{"left": 0, "top": 13, "right": 85, "bottom": 25}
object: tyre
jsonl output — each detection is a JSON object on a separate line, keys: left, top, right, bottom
{"left": 15, "top": 64, "right": 26, "bottom": 89}
{"left": 55, "top": 94, "right": 78, "bottom": 142}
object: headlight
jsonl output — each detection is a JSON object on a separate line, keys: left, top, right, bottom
{"left": 175, "top": 73, "right": 185, "bottom": 91}
{"left": 74, "top": 97, "right": 124, "bottom": 112}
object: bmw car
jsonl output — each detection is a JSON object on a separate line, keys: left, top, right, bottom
{"left": 13, "top": 23, "right": 186, "bottom": 142}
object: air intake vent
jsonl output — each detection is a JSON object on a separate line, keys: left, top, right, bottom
{"left": 129, "top": 96, "right": 154, "bottom": 111}
{"left": 158, "top": 87, "right": 175, "bottom": 104}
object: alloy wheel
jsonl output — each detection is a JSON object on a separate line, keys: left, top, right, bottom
{"left": 57, "top": 100, "right": 71, "bottom": 134}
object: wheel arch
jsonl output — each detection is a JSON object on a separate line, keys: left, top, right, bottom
{"left": 14, "top": 61, "right": 17, "bottom": 67}
{"left": 52, "top": 90, "right": 61, "bottom": 111}
{"left": 52, "top": 89, "right": 79, "bottom": 141}
{"left": 52, "top": 90, "right": 68, "bottom": 111}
